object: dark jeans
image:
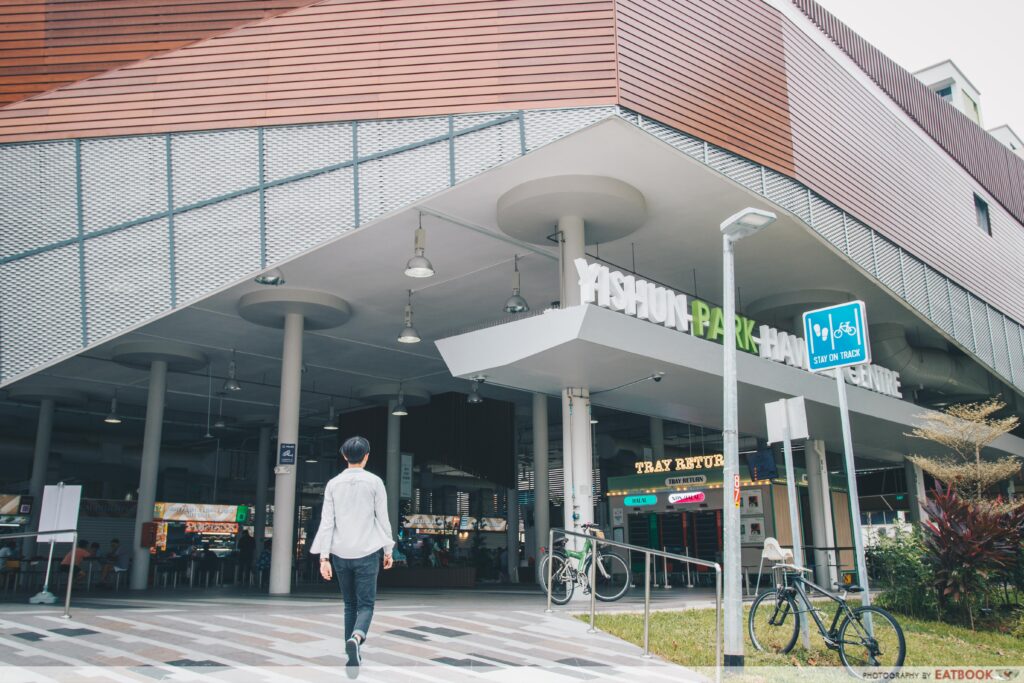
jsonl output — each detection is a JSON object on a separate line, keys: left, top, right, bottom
{"left": 331, "top": 550, "right": 381, "bottom": 641}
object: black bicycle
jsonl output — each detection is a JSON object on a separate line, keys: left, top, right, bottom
{"left": 748, "top": 564, "right": 905, "bottom": 678}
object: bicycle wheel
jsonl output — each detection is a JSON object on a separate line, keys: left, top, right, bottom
{"left": 837, "top": 606, "right": 906, "bottom": 677}
{"left": 590, "top": 553, "right": 631, "bottom": 602}
{"left": 748, "top": 590, "right": 800, "bottom": 654}
{"left": 539, "top": 554, "right": 574, "bottom": 605}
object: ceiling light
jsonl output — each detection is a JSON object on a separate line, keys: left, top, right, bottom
{"left": 104, "top": 394, "right": 122, "bottom": 425}
{"left": 254, "top": 268, "right": 285, "bottom": 286}
{"left": 213, "top": 396, "right": 226, "bottom": 429}
{"left": 392, "top": 389, "right": 409, "bottom": 417}
{"left": 503, "top": 254, "right": 530, "bottom": 314}
{"left": 467, "top": 380, "right": 483, "bottom": 405}
{"left": 323, "top": 399, "right": 339, "bottom": 431}
{"left": 404, "top": 214, "right": 435, "bottom": 278}
{"left": 305, "top": 458, "right": 319, "bottom": 464}
{"left": 397, "top": 289, "right": 421, "bottom": 344}
{"left": 223, "top": 350, "right": 242, "bottom": 392}
{"left": 720, "top": 207, "right": 777, "bottom": 242}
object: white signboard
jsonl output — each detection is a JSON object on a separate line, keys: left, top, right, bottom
{"left": 765, "top": 396, "right": 809, "bottom": 445}
{"left": 400, "top": 453, "right": 414, "bottom": 499}
{"left": 37, "top": 484, "right": 81, "bottom": 543}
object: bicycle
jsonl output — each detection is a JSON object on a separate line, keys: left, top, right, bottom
{"left": 539, "top": 524, "right": 631, "bottom": 605}
{"left": 748, "top": 564, "right": 905, "bottom": 678}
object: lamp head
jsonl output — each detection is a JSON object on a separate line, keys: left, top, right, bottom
{"left": 720, "top": 208, "right": 777, "bottom": 242}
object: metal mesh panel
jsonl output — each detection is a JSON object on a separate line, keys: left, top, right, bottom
{"left": 174, "top": 194, "right": 261, "bottom": 306}
{"left": 844, "top": 218, "right": 875, "bottom": 272}
{"left": 84, "top": 219, "right": 170, "bottom": 344}
{"left": 523, "top": 107, "right": 616, "bottom": 151}
{"left": 902, "top": 255, "right": 928, "bottom": 317}
{"left": 265, "top": 167, "right": 354, "bottom": 264}
{"left": 172, "top": 129, "right": 258, "bottom": 208}
{"left": 989, "top": 307, "right": 1012, "bottom": 381}
{"left": 925, "top": 269, "right": 953, "bottom": 335}
{"left": 949, "top": 284, "right": 973, "bottom": 351}
{"left": 1008, "top": 319, "right": 1024, "bottom": 388}
{"left": 454, "top": 117, "right": 520, "bottom": 183}
{"left": 0, "top": 141, "right": 78, "bottom": 258}
{"left": 970, "top": 295, "right": 993, "bottom": 363}
{"left": 641, "top": 118, "right": 704, "bottom": 159}
{"left": 873, "top": 238, "right": 904, "bottom": 298}
{"left": 264, "top": 122, "right": 353, "bottom": 183}
{"left": 765, "top": 170, "right": 811, "bottom": 222}
{"left": 358, "top": 117, "right": 449, "bottom": 157}
{"left": 708, "top": 146, "right": 762, "bottom": 193}
{"left": 358, "top": 141, "right": 447, "bottom": 224}
{"left": 809, "top": 198, "right": 845, "bottom": 249}
{"left": 0, "top": 244, "right": 81, "bottom": 382}
{"left": 81, "top": 136, "right": 165, "bottom": 232}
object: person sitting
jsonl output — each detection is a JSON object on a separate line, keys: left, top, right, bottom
{"left": 197, "top": 543, "right": 220, "bottom": 586}
{"left": 61, "top": 539, "right": 90, "bottom": 584}
{"left": 100, "top": 538, "right": 130, "bottom": 586}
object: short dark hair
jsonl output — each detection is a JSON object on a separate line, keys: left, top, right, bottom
{"left": 340, "top": 435, "right": 370, "bottom": 463}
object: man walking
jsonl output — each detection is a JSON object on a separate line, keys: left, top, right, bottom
{"left": 310, "top": 436, "right": 394, "bottom": 667}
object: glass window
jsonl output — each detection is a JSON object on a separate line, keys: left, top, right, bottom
{"left": 935, "top": 85, "right": 953, "bottom": 102}
{"left": 974, "top": 194, "right": 991, "bottom": 235}
{"left": 963, "top": 91, "right": 981, "bottom": 123}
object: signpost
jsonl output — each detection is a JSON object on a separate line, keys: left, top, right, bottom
{"left": 766, "top": 396, "right": 810, "bottom": 647}
{"left": 802, "top": 301, "right": 872, "bottom": 609}
{"left": 30, "top": 482, "right": 81, "bottom": 605}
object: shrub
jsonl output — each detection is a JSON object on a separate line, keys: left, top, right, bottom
{"left": 867, "top": 527, "right": 938, "bottom": 619}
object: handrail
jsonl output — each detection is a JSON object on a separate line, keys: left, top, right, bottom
{"left": 546, "top": 528, "right": 722, "bottom": 683}
{"left": 0, "top": 529, "right": 79, "bottom": 619}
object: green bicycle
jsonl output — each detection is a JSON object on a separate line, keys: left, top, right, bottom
{"left": 539, "top": 523, "right": 631, "bottom": 605}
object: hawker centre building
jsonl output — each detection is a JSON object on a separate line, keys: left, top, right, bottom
{"left": 2, "top": 0, "right": 1024, "bottom": 596}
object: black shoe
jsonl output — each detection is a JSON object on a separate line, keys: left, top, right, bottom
{"left": 345, "top": 636, "right": 361, "bottom": 667}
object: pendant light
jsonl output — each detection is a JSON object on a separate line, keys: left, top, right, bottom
{"left": 503, "top": 254, "right": 530, "bottom": 313}
{"left": 223, "top": 349, "right": 242, "bottom": 392}
{"left": 392, "top": 389, "right": 408, "bottom": 417}
{"left": 397, "top": 289, "right": 421, "bottom": 344}
{"left": 254, "top": 268, "right": 285, "bottom": 286}
{"left": 404, "top": 214, "right": 435, "bottom": 278}
{"left": 323, "top": 398, "right": 339, "bottom": 431}
{"left": 213, "top": 396, "right": 226, "bottom": 429}
{"left": 467, "top": 380, "right": 483, "bottom": 405}
{"left": 204, "top": 366, "right": 214, "bottom": 438}
{"left": 104, "top": 390, "right": 122, "bottom": 424}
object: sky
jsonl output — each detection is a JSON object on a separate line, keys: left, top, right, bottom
{"left": 814, "top": 0, "right": 1024, "bottom": 137}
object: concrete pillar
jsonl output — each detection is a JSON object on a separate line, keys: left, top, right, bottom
{"left": 270, "top": 312, "right": 303, "bottom": 595}
{"left": 559, "top": 215, "right": 585, "bottom": 307}
{"left": 253, "top": 425, "right": 272, "bottom": 559}
{"left": 561, "top": 388, "right": 594, "bottom": 535}
{"left": 386, "top": 399, "right": 402, "bottom": 540}
{"left": 130, "top": 359, "right": 168, "bottom": 590}
{"left": 805, "top": 439, "right": 837, "bottom": 588}
{"left": 650, "top": 417, "right": 665, "bottom": 461}
{"left": 506, "top": 487, "right": 520, "bottom": 583}
{"left": 904, "top": 458, "right": 928, "bottom": 524}
{"left": 24, "top": 399, "right": 55, "bottom": 558}
{"left": 532, "top": 393, "right": 550, "bottom": 572}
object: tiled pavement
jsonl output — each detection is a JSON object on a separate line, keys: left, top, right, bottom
{"left": 0, "top": 589, "right": 711, "bottom": 682}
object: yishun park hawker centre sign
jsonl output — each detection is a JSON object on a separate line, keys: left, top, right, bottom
{"left": 574, "top": 259, "right": 902, "bottom": 399}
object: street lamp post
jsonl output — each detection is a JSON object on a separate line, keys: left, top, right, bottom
{"left": 720, "top": 207, "right": 777, "bottom": 669}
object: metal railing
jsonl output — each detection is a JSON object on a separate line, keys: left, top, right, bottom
{"left": 0, "top": 529, "right": 79, "bottom": 619}
{"left": 545, "top": 528, "right": 722, "bottom": 682}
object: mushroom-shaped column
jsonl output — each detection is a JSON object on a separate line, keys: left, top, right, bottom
{"left": 497, "top": 176, "right": 646, "bottom": 539}
{"left": 239, "top": 289, "right": 352, "bottom": 596}
{"left": 111, "top": 341, "right": 207, "bottom": 590}
{"left": 355, "top": 383, "right": 431, "bottom": 540}
{"left": 8, "top": 387, "right": 87, "bottom": 559}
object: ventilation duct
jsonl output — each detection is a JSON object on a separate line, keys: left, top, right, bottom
{"left": 870, "top": 323, "right": 990, "bottom": 397}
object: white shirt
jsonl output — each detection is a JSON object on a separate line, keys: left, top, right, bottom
{"left": 309, "top": 468, "right": 394, "bottom": 559}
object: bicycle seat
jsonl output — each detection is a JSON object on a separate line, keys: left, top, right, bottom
{"left": 844, "top": 585, "right": 864, "bottom": 593}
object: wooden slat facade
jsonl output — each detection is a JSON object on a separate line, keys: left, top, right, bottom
{"left": 0, "top": 0, "right": 315, "bottom": 106}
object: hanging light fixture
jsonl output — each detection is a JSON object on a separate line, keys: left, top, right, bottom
{"left": 503, "top": 254, "right": 530, "bottom": 314}
{"left": 397, "top": 289, "right": 421, "bottom": 344}
{"left": 213, "top": 396, "right": 226, "bottom": 430}
{"left": 223, "top": 349, "right": 242, "bottom": 392}
{"left": 404, "top": 214, "right": 435, "bottom": 278}
{"left": 590, "top": 405, "right": 598, "bottom": 425}
{"left": 104, "top": 391, "right": 122, "bottom": 424}
{"left": 204, "top": 367, "right": 214, "bottom": 438}
{"left": 254, "top": 268, "right": 285, "bottom": 286}
{"left": 467, "top": 380, "right": 483, "bottom": 405}
{"left": 323, "top": 398, "right": 339, "bottom": 431}
{"left": 392, "top": 390, "right": 409, "bottom": 417}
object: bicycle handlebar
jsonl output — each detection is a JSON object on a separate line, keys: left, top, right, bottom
{"left": 774, "top": 563, "right": 813, "bottom": 573}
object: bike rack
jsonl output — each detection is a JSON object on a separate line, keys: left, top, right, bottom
{"left": 545, "top": 528, "right": 722, "bottom": 683}
{"left": 0, "top": 528, "right": 80, "bottom": 619}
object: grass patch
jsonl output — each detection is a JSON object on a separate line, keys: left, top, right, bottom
{"left": 580, "top": 601, "right": 1024, "bottom": 668}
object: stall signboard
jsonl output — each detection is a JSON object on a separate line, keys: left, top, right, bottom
{"left": 666, "top": 475, "right": 706, "bottom": 486}
{"left": 185, "top": 521, "right": 239, "bottom": 535}
{"left": 668, "top": 491, "right": 705, "bottom": 505}
{"left": 403, "top": 514, "right": 460, "bottom": 531}
{"left": 478, "top": 517, "right": 508, "bottom": 532}
{"left": 154, "top": 502, "right": 240, "bottom": 522}
{"left": 633, "top": 453, "right": 724, "bottom": 475}
{"left": 400, "top": 453, "right": 413, "bottom": 499}
{"left": 624, "top": 494, "right": 657, "bottom": 507}
{"left": 0, "top": 494, "right": 20, "bottom": 515}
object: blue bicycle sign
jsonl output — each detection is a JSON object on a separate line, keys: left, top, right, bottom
{"left": 802, "top": 301, "right": 871, "bottom": 372}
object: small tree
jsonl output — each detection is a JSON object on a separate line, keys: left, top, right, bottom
{"left": 907, "top": 398, "right": 1020, "bottom": 504}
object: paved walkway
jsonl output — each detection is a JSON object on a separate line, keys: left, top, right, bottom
{"left": 0, "top": 587, "right": 714, "bottom": 682}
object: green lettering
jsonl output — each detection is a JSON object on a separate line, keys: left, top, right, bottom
{"left": 742, "top": 317, "right": 757, "bottom": 352}
{"left": 691, "top": 300, "right": 710, "bottom": 338}
{"left": 707, "top": 307, "right": 724, "bottom": 341}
